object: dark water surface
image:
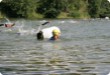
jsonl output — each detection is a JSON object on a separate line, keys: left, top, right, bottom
{"left": 0, "top": 19, "right": 110, "bottom": 75}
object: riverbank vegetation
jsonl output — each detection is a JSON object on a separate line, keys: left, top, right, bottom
{"left": 0, "top": 0, "right": 110, "bottom": 19}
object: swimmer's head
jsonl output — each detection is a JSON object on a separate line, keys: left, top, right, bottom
{"left": 52, "top": 29, "right": 61, "bottom": 36}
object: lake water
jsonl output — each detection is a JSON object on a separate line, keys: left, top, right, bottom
{"left": 0, "top": 19, "right": 110, "bottom": 75}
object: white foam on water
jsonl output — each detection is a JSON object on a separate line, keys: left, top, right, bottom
{"left": 59, "top": 21, "right": 65, "bottom": 23}
{"left": 107, "top": 72, "right": 110, "bottom": 75}
{"left": 0, "top": 18, "right": 11, "bottom": 24}
{"left": 68, "top": 20, "right": 77, "bottom": 23}
{"left": 39, "top": 20, "right": 47, "bottom": 23}
{"left": 16, "top": 26, "right": 36, "bottom": 35}
{"left": 0, "top": 72, "right": 2, "bottom": 75}
{"left": 13, "top": 21, "right": 35, "bottom": 35}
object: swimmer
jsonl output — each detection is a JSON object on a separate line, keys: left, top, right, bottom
{"left": 49, "top": 29, "right": 61, "bottom": 40}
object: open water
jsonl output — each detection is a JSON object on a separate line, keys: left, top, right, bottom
{"left": 0, "top": 19, "right": 110, "bottom": 75}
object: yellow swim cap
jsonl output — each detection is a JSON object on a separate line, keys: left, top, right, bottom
{"left": 52, "top": 29, "right": 60, "bottom": 36}
{"left": 53, "top": 29, "right": 60, "bottom": 33}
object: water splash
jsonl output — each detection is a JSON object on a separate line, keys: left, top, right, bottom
{"left": 14, "top": 21, "right": 37, "bottom": 35}
{"left": 0, "top": 72, "right": 2, "bottom": 75}
{"left": 107, "top": 72, "right": 110, "bottom": 75}
{"left": 0, "top": 17, "right": 13, "bottom": 24}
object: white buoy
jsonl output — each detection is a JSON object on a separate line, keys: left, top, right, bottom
{"left": 41, "top": 26, "right": 61, "bottom": 38}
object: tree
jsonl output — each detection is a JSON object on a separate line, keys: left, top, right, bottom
{"left": 88, "top": 0, "right": 102, "bottom": 18}
{"left": 0, "top": 0, "right": 37, "bottom": 18}
{"left": 99, "top": 0, "right": 110, "bottom": 18}
{"left": 37, "top": 0, "right": 66, "bottom": 18}
{"left": 1, "top": 0, "right": 110, "bottom": 19}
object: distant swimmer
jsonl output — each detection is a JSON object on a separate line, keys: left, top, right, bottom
{"left": 0, "top": 17, "right": 15, "bottom": 28}
{"left": 4, "top": 23, "right": 15, "bottom": 28}
{"left": 0, "top": 23, "right": 15, "bottom": 28}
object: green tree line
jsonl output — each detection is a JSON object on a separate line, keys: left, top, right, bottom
{"left": 0, "top": 0, "right": 110, "bottom": 19}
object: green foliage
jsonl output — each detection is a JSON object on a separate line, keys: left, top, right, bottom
{"left": 0, "top": 0, "right": 110, "bottom": 19}
{"left": 44, "top": 8, "right": 60, "bottom": 18}
{"left": 88, "top": 0, "right": 102, "bottom": 18}
{"left": 37, "top": 0, "right": 66, "bottom": 18}
{"left": 99, "top": 0, "right": 110, "bottom": 18}
{"left": 68, "top": 11, "right": 80, "bottom": 18}
{"left": 0, "top": 0, "right": 37, "bottom": 18}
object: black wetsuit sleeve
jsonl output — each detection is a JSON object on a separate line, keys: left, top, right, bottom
{"left": 0, "top": 24, "right": 4, "bottom": 26}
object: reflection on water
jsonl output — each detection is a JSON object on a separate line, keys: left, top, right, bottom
{"left": 0, "top": 19, "right": 110, "bottom": 75}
